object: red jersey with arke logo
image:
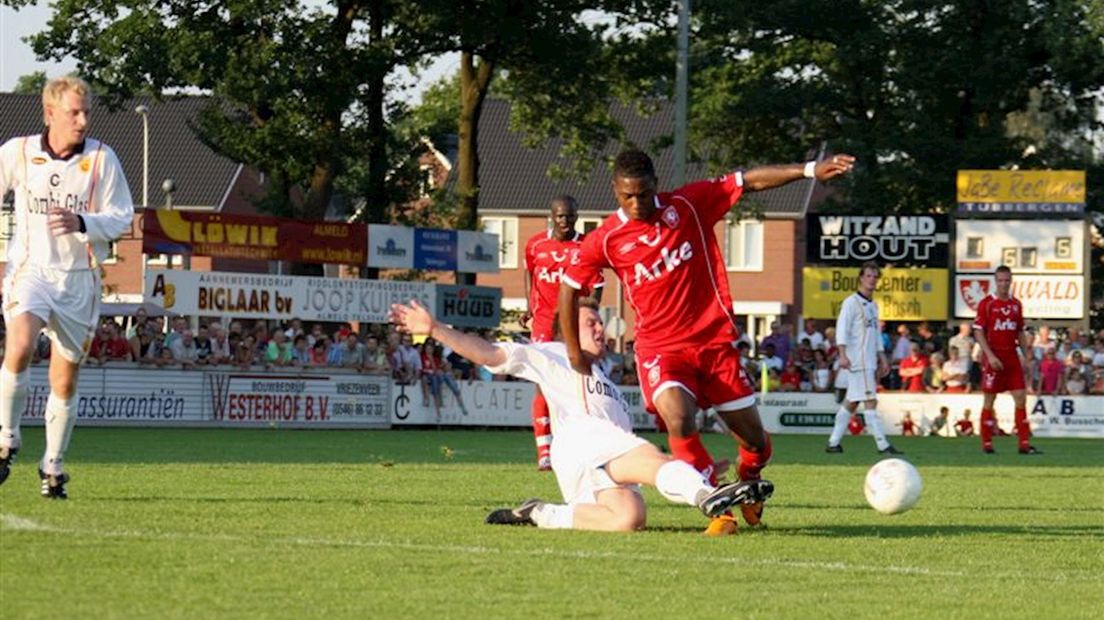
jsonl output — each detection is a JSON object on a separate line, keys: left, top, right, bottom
{"left": 525, "top": 231, "right": 603, "bottom": 339}
{"left": 972, "top": 294, "right": 1024, "bottom": 351}
{"left": 564, "top": 172, "right": 744, "bottom": 350}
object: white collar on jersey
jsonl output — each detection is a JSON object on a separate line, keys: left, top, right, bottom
{"left": 546, "top": 229, "right": 582, "bottom": 241}
{"left": 615, "top": 195, "right": 662, "bottom": 223}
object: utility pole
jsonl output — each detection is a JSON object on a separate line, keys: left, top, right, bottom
{"left": 673, "top": 0, "right": 690, "bottom": 187}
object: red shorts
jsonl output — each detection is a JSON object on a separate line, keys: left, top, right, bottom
{"left": 530, "top": 317, "right": 555, "bottom": 344}
{"left": 634, "top": 342, "right": 755, "bottom": 414}
{"left": 980, "top": 349, "right": 1025, "bottom": 394}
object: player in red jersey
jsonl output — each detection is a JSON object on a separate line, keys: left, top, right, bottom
{"left": 521, "top": 196, "right": 603, "bottom": 470}
{"left": 954, "top": 410, "right": 975, "bottom": 436}
{"left": 973, "top": 266, "right": 1040, "bottom": 454}
{"left": 559, "top": 149, "right": 854, "bottom": 534}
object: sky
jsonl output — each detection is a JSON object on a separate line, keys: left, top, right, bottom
{"left": 0, "top": 1, "right": 456, "bottom": 100}
{"left": 0, "top": 2, "right": 76, "bottom": 91}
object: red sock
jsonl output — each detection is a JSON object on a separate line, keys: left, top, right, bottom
{"left": 980, "top": 408, "right": 995, "bottom": 450}
{"left": 1014, "top": 407, "right": 1030, "bottom": 450}
{"left": 668, "top": 433, "right": 717, "bottom": 484}
{"left": 531, "top": 392, "right": 551, "bottom": 461}
{"left": 738, "top": 431, "right": 773, "bottom": 482}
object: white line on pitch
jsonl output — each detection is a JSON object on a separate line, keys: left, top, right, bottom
{"left": 1, "top": 513, "right": 1083, "bottom": 582}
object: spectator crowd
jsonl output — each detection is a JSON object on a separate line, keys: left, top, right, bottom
{"left": 736, "top": 318, "right": 1104, "bottom": 396}
{"left": 3, "top": 309, "right": 1103, "bottom": 398}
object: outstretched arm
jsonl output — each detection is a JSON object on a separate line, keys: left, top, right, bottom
{"left": 743, "top": 155, "right": 855, "bottom": 192}
{"left": 390, "top": 300, "right": 507, "bottom": 368}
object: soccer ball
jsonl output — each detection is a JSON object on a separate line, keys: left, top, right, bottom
{"left": 864, "top": 458, "right": 922, "bottom": 515}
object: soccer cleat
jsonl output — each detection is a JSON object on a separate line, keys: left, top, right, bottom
{"left": 1019, "top": 445, "right": 1043, "bottom": 455}
{"left": 696, "top": 479, "right": 773, "bottom": 518}
{"left": 703, "top": 515, "right": 738, "bottom": 537}
{"left": 825, "top": 444, "right": 844, "bottom": 454}
{"left": 879, "top": 445, "right": 904, "bottom": 455}
{"left": 740, "top": 502, "right": 765, "bottom": 528}
{"left": 484, "top": 497, "right": 542, "bottom": 526}
{"left": 38, "top": 467, "right": 69, "bottom": 500}
{"left": 537, "top": 456, "right": 552, "bottom": 472}
{"left": 744, "top": 479, "right": 774, "bottom": 528}
{"left": 0, "top": 446, "right": 18, "bottom": 486}
{"left": 982, "top": 446, "right": 995, "bottom": 454}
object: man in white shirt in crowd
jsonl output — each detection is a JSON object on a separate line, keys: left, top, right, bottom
{"left": 798, "top": 318, "right": 824, "bottom": 351}
{"left": 760, "top": 343, "right": 784, "bottom": 373}
{"left": 941, "top": 346, "right": 970, "bottom": 393}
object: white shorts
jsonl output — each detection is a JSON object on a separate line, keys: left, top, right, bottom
{"left": 3, "top": 264, "right": 99, "bottom": 363}
{"left": 843, "top": 367, "right": 878, "bottom": 403}
{"left": 550, "top": 416, "right": 648, "bottom": 506}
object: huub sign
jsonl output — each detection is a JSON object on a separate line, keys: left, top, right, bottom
{"left": 806, "top": 214, "right": 950, "bottom": 266}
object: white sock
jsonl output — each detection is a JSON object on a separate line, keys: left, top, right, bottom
{"left": 0, "top": 367, "right": 29, "bottom": 450}
{"left": 531, "top": 503, "right": 574, "bottom": 529}
{"left": 655, "top": 459, "right": 711, "bottom": 506}
{"left": 43, "top": 392, "right": 77, "bottom": 475}
{"left": 828, "top": 405, "right": 850, "bottom": 447}
{"left": 864, "top": 409, "right": 890, "bottom": 451}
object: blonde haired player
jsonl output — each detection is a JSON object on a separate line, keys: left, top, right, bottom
{"left": 0, "top": 76, "right": 135, "bottom": 498}
{"left": 389, "top": 297, "right": 772, "bottom": 532}
{"left": 825, "top": 261, "right": 902, "bottom": 454}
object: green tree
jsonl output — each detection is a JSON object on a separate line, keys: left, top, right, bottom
{"left": 407, "top": 1, "right": 643, "bottom": 283}
{"left": 683, "top": 0, "right": 1103, "bottom": 216}
{"left": 9, "top": 0, "right": 439, "bottom": 231}
{"left": 12, "top": 71, "right": 47, "bottom": 94}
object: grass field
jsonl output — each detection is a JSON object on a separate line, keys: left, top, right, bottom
{"left": 1, "top": 428, "right": 1102, "bottom": 619}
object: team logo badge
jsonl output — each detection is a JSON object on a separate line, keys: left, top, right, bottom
{"left": 550, "top": 250, "right": 568, "bottom": 263}
{"left": 662, "top": 206, "right": 680, "bottom": 229}
{"left": 31, "top": 156, "right": 47, "bottom": 165}
{"left": 959, "top": 279, "right": 990, "bottom": 311}
{"left": 638, "top": 223, "right": 663, "bottom": 247}
{"left": 643, "top": 355, "right": 662, "bottom": 387}
{"left": 80, "top": 158, "right": 91, "bottom": 173}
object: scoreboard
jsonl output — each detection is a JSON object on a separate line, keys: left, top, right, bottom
{"left": 955, "top": 220, "right": 1083, "bottom": 274}
{"left": 953, "top": 220, "right": 1087, "bottom": 319}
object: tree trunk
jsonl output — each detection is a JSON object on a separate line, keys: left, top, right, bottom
{"left": 362, "top": 0, "right": 390, "bottom": 280}
{"left": 455, "top": 51, "right": 495, "bottom": 285}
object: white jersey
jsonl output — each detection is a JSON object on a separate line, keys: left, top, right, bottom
{"left": 0, "top": 134, "right": 134, "bottom": 271}
{"left": 485, "top": 342, "right": 645, "bottom": 505}
{"left": 835, "top": 291, "right": 880, "bottom": 370}
{"left": 485, "top": 342, "right": 633, "bottom": 435}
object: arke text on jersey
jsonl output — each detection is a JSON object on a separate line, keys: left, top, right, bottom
{"left": 632, "top": 240, "right": 693, "bottom": 286}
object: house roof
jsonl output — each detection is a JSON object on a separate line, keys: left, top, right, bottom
{"left": 455, "top": 99, "right": 817, "bottom": 219}
{"left": 0, "top": 93, "right": 241, "bottom": 210}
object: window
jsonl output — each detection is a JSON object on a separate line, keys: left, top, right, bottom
{"left": 724, "top": 219, "right": 763, "bottom": 271}
{"left": 576, "top": 217, "right": 603, "bottom": 236}
{"left": 102, "top": 242, "right": 119, "bottom": 265}
{"left": 481, "top": 216, "right": 518, "bottom": 269}
{"left": 418, "top": 164, "right": 436, "bottom": 198}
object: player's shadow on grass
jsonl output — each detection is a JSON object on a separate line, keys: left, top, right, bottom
{"left": 770, "top": 523, "right": 1104, "bottom": 540}
{"left": 786, "top": 501, "right": 1104, "bottom": 514}
{"left": 86, "top": 495, "right": 521, "bottom": 509}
